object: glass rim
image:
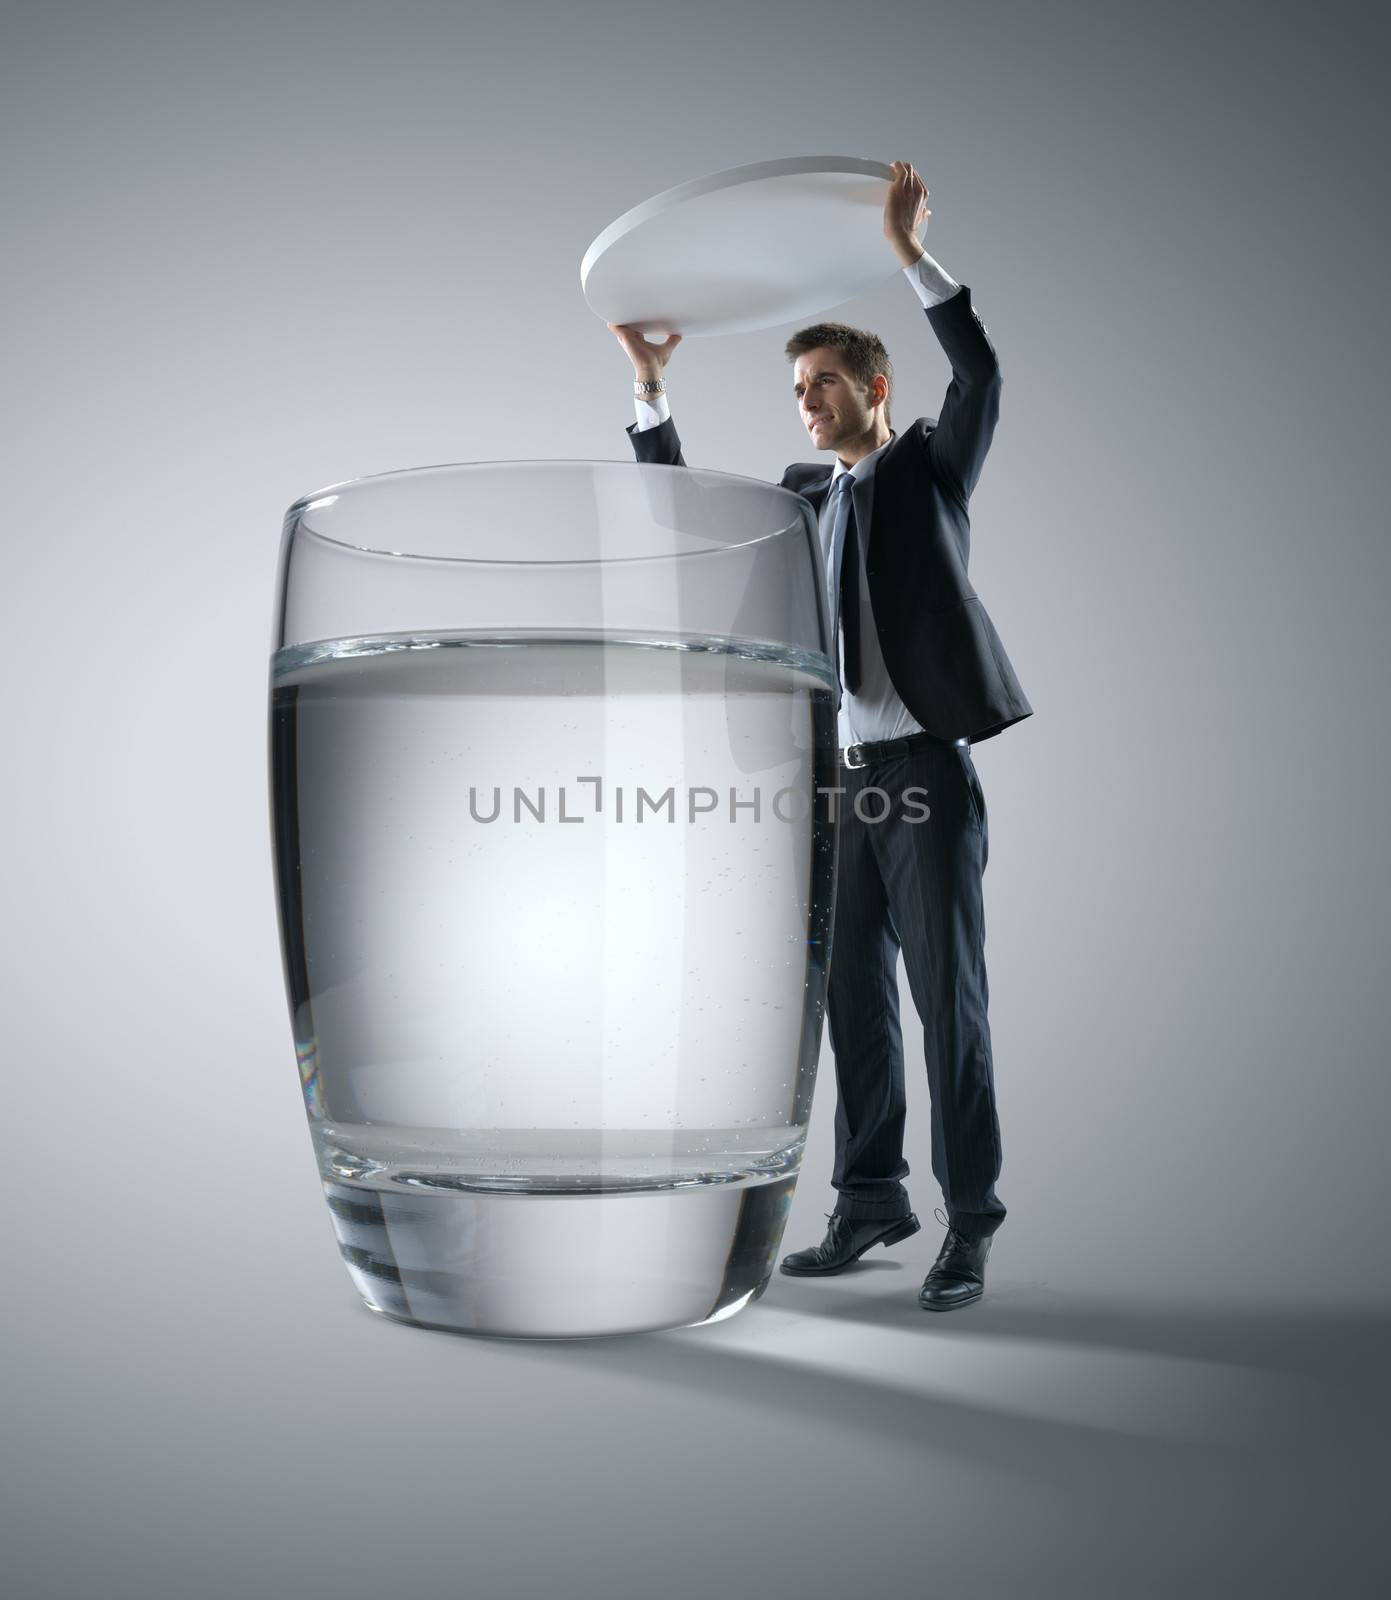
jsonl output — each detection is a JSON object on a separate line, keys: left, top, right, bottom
{"left": 283, "top": 457, "right": 815, "bottom": 567}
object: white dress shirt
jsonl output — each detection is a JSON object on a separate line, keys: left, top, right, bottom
{"left": 632, "top": 251, "right": 963, "bottom": 747}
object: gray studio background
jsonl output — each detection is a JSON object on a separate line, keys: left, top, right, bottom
{"left": 4, "top": 1, "right": 1389, "bottom": 1596}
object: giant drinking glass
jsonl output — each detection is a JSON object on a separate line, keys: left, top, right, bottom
{"left": 268, "top": 460, "right": 838, "bottom": 1336}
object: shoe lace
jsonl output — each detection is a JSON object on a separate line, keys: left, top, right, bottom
{"left": 932, "top": 1207, "right": 976, "bottom": 1258}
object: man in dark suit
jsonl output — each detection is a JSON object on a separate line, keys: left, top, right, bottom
{"left": 610, "top": 161, "right": 1031, "bottom": 1311}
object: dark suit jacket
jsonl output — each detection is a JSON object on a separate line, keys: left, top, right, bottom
{"left": 625, "top": 284, "right": 1032, "bottom": 744}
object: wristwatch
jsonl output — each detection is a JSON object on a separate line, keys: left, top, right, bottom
{"left": 634, "top": 378, "right": 666, "bottom": 397}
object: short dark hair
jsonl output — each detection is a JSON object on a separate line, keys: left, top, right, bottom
{"left": 785, "top": 322, "right": 894, "bottom": 428}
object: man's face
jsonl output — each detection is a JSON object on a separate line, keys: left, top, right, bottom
{"left": 793, "top": 347, "right": 882, "bottom": 451}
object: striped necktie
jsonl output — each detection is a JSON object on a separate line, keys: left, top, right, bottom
{"left": 834, "top": 473, "right": 862, "bottom": 695}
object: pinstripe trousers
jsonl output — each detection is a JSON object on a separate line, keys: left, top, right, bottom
{"left": 825, "top": 737, "right": 1007, "bottom": 1243}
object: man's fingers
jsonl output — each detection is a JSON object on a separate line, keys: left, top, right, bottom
{"left": 889, "top": 161, "right": 927, "bottom": 201}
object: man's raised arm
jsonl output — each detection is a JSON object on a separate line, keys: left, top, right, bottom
{"left": 609, "top": 321, "right": 687, "bottom": 467}
{"left": 885, "top": 162, "right": 1002, "bottom": 505}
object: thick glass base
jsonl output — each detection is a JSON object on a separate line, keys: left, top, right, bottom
{"left": 322, "top": 1174, "right": 796, "bottom": 1338}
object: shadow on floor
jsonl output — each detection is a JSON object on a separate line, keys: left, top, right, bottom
{"left": 766, "top": 1274, "right": 1391, "bottom": 1382}
{"left": 417, "top": 1284, "right": 1390, "bottom": 1482}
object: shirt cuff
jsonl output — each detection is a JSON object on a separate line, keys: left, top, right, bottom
{"left": 903, "top": 250, "right": 961, "bottom": 308}
{"left": 634, "top": 392, "right": 671, "bottom": 430}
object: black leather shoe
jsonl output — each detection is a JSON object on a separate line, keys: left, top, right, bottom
{"left": 779, "top": 1211, "right": 920, "bottom": 1276}
{"left": 917, "top": 1223, "right": 992, "bottom": 1311}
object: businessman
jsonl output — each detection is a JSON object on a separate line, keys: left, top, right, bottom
{"left": 610, "top": 161, "right": 1031, "bottom": 1311}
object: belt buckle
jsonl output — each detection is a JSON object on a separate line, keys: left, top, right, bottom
{"left": 842, "top": 744, "right": 867, "bottom": 769}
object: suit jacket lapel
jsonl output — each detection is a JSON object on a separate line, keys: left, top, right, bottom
{"left": 785, "top": 428, "right": 908, "bottom": 560}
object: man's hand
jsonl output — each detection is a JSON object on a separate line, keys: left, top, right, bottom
{"left": 883, "top": 160, "right": 930, "bottom": 268}
{"left": 608, "top": 323, "right": 683, "bottom": 382}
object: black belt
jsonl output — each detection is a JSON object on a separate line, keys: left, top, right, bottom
{"left": 839, "top": 730, "right": 969, "bottom": 769}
